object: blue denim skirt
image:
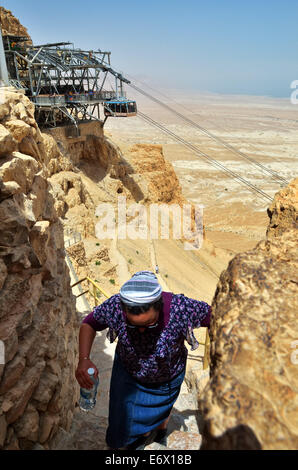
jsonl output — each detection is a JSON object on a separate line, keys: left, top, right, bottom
{"left": 106, "top": 353, "right": 185, "bottom": 449}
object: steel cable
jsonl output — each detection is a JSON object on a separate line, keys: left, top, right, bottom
{"left": 128, "top": 82, "right": 289, "bottom": 185}
{"left": 137, "top": 111, "right": 273, "bottom": 203}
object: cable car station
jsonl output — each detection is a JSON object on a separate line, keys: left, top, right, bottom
{"left": 1, "top": 30, "right": 137, "bottom": 133}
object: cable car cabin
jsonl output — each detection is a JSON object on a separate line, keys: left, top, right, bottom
{"left": 104, "top": 100, "right": 137, "bottom": 117}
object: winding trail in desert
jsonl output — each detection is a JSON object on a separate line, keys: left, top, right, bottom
{"left": 149, "top": 238, "right": 171, "bottom": 291}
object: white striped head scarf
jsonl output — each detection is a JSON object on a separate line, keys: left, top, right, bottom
{"left": 120, "top": 271, "right": 162, "bottom": 306}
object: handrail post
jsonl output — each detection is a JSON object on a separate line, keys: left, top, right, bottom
{"left": 203, "top": 329, "right": 210, "bottom": 370}
{"left": 93, "top": 284, "right": 97, "bottom": 308}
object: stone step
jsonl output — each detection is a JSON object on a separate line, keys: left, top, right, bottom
{"left": 146, "top": 430, "right": 202, "bottom": 451}
{"left": 50, "top": 411, "right": 109, "bottom": 450}
{"left": 168, "top": 430, "right": 202, "bottom": 450}
{"left": 146, "top": 389, "right": 203, "bottom": 451}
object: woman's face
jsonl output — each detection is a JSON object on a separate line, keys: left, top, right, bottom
{"left": 125, "top": 307, "right": 159, "bottom": 333}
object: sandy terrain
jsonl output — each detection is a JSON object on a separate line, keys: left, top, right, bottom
{"left": 104, "top": 88, "right": 297, "bottom": 258}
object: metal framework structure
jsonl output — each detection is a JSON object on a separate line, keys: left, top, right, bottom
{"left": 2, "top": 33, "right": 137, "bottom": 132}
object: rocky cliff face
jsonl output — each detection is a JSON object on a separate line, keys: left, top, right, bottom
{"left": 0, "top": 7, "right": 31, "bottom": 41}
{"left": 125, "top": 143, "right": 185, "bottom": 205}
{"left": 44, "top": 128, "right": 191, "bottom": 240}
{"left": 266, "top": 178, "right": 298, "bottom": 239}
{"left": 199, "top": 178, "right": 298, "bottom": 450}
{"left": 0, "top": 87, "right": 79, "bottom": 450}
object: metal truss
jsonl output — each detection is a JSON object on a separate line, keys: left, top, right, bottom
{"left": 3, "top": 35, "right": 133, "bottom": 130}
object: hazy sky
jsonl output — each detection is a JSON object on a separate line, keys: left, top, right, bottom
{"left": 1, "top": 0, "right": 297, "bottom": 97}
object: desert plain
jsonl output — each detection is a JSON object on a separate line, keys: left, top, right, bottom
{"left": 105, "top": 85, "right": 297, "bottom": 248}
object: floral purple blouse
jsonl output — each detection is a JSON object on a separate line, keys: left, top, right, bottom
{"left": 82, "top": 291, "right": 211, "bottom": 384}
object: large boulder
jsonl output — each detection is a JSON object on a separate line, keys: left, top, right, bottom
{"left": 200, "top": 178, "right": 298, "bottom": 450}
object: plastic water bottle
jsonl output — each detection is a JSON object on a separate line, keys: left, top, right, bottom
{"left": 79, "top": 367, "right": 99, "bottom": 412}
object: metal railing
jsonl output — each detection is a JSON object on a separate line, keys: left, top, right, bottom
{"left": 8, "top": 79, "right": 25, "bottom": 90}
{"left": 33, "top": 90, "right": 126, "bottom": 107}
{"left": 66, "top": 253, "right": 91, "bottom": 313}
{"left": 67, "top": 93, "right": 89, "bottom": 103}
{"left": 34, "top": 94, "right": 66, "bottom": 106}
{"left": 201, "top": 329, "right": 210, "bottom": 370}
{"left": 86, "top": 277, "right": 110, "bottom": 307}
{"left": 70, "top": 276, "right": 110, "bottom": 308}
{"left": 64, "top": 231, "right": 82, "bottom": 248}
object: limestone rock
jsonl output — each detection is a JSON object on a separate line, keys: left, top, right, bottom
{"left": 0, "top": 414, "right": 7, "bottom": 447}
{"left": 0, "top": 197, "right": 29, "bottom": 247}
{"left": 83, "top": 134, "right": 109, "bottom": 169}
{"left": 200, "top": 178, "right": 298, "bottom": 450}
{"left": 38, "top": 413, "right": 60, "bottom": 444}
{"left": 128, "top": 144, "right": 185, "bottom": 205}
{"left": 31, "top": 370, "right": 59, "bottom": 412}
{"left": 267, "top": 177, "right": 298, "bottom": 239}
{"left": 5, "top": 360, "right": 45, "bottom": 425}
{"left": 168, "top": 430, "right": 202, "bottom": 450}
{"left": 40, "top": 133, "right": 73, "bottom": 176}
{"left": 31, "top": 443, "right": 45, "bottom": 450}
{"left": 0, "top": 354, "right": 26, "bottom": 394}
{"left": 0, "top": 102, "right": 11, "bottom": 121}
{"left": 4, "top": 427, "right": 20, "bottom": 450}
{"left": 12, "top": 102, "right": 32, "bottom": 123}
{"left": 18, "top": 136, "right": 42, "bottom": 161}
{"left": 0, "top": 124, "right": 17, "bottom": 156}
{"left": 0, "top": 85, "right": 78, "bottom": 451}
{"left": 28, "top": 174, "right": 49, "bottom": 221}
{"left": 49, "top": 171, "right": 94, "bottom": 214}
{"left": 65, "top": 187, "right": 81, "bottom": 208}
{"left": 0, "top": 258, "right": 7, "bottom": 290}
{"left": 0, "top": 329, "right": 18, "bottom": 365}
{"left": 49, "top": 412, "right": 109, "bottom": 450}
{"left": 0, "top": 180, "right": 22, "bottom": 201}
{"left": 0, "top": 272, "right": 43, "bottom": 325}
{"left": 97, "top": 248, "right": 110, "bottom": 262}
{"left": 29, "top": 221, "right": 50, "bottom": 265}
{"left": 13, "top": 404, "right": 40, "bottom": 442}
{"left": 5, "top": 120, "right": 33, "bottom": 143}
{"left": 0, "top": 152, "right": 40, "bottom": 194}
{"left": 0, "top": 7, "right": 32, "bottom": 40}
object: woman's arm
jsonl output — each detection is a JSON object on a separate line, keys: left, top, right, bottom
{"left": 79, "top": 323, "right": 96, "bottom": 360}
{"left": 75, "top": 296, "right": 115, "bottom": 388}
{"left": 75, "top": 323, "right": 98, "bottom": 389}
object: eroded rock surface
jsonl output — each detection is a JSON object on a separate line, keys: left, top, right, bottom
{"left": 0, "top": 88, "right": 79, "bottom": 450}
{"left": 0, "top": 7, "right": 32, "bottom": 41}
{"left": 200, "top": 178, "right": 298, "bottom": 450}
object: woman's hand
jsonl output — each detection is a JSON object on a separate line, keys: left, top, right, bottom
{"left": 75, "top": 358, "right": 99, "bottom": 389}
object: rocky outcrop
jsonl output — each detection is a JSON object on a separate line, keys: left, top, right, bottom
{"left": 200, "top": 178, "right": 298, "bottom": 450}
{"left": 49, "top": 172, "right": 95, "bottom": 219}
{"left": 125, "top": 144, "right": 185, "bottom": 205}
{"left": 266, "top": 178, "right": 298, "bottom": 239}
{"left": 0, "top": 7, "right": 32, "bottom": 41}
{"left": 0, "top": 87, "right": 79, "bottom": 450}
{"left": 0, "top": 88, "right": 73, "bottom": 178}
{"left": 45, "top": 131, "right": 193, "bottom": 245}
